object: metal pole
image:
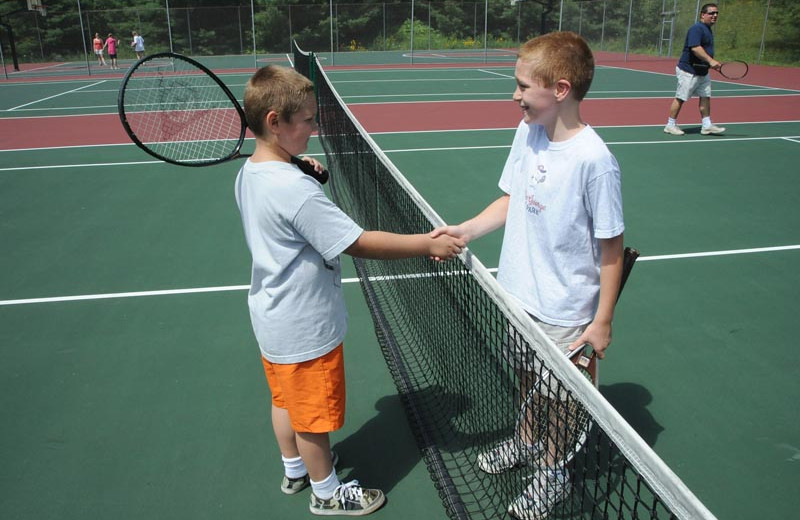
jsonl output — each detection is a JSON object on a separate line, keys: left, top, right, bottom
{"left": 410, "top": 0, "right": 415, "bottom": 65}
{"left": 35, "top": 8, "right": 44, "bottom": 59}
{"left": 624, "top": 0, "right": 633, "bottom": 61}
{"left": 250, "top": 0, "right": 256, "bottom": 69}
{"left": 165, "top": 0, "right": 174, "bottom": 54}
{"left": 238, "top": 6, "right": 243, "bottom": 55}
{"left": 757, "top": 0, "right": 771, "bottom": 63}
{"left": 0, "top": 35, "right": 7, "bottom": 79}
{"left": 558, "top": 0, "right": 564, "bottom": 31}
{"left": 600, "top": 0, "right": 606, "bottom": 50}
{"left": 330, "top": 2, "right": 335, "bottom": 66}
{"left": 76, "top": 0, "right": 91, "bottom": 75}
{"left": 483, "top": 0, "right": 488, "bottom": 63}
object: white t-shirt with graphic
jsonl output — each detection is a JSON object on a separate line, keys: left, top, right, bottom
{"left": 497, "top": 122, "right": 624, "bottom": 327}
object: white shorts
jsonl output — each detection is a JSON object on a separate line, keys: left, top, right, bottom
{"left": 94, "top": 49, "right": 103, "bottom": 56}
{"left": 675, "top": 66, "right": 711, "bottom": 101}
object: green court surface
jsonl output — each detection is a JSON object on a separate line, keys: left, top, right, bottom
{"left": 1, "top": 59, "right": 799, "bottom": 520}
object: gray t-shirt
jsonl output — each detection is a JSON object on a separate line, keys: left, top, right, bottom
{"left": 235, "top": 160, "right": 363, "bottom": 363}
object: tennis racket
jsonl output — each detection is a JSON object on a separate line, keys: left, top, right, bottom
{"left": 519, "top": 246, "right": 639, "bottom": 468}
{"left": 117, "top": 52, "right": 328, "bottom": 182}
{"left": 575, "top": 246, "right": 639, "bottom": 384}
{"left": 718, "top": 60, "right": 749, "bottom": 80}
{"left": 517, "top": 343, "right": 596, "bottom": 469}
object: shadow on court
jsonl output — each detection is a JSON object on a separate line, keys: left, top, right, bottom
{"left": 601, "top": 382, "right": 664, "bottom": 446}
{"left": 333, "top": 394, "right": 422, "bottom": 493}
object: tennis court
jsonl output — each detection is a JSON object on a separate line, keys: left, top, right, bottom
{"left": 1, "top": 51, "right": 799, "bottom": 520}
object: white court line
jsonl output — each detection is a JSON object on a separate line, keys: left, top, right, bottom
{"left": 8, "top": 80, "right": 107, "bottom": 111}
{"left": 0, "top": 160, "right": 161, "bottom": 172}
{"left": 477, "top": 69, "right": 514, "bottom": 78}
{"left": 2, "top": 134, "right": 797, "bottom": 172}
{"left": 2, "top": 245, "right": 799, "bottom": 307}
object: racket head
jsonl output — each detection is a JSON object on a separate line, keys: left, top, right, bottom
{"left": 118, "top": 52, "right": 247, "bottom": 166}
{"left": 719, "top": 60, "right": 749, "bottom": 80}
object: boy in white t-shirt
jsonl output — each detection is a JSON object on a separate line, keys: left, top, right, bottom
{"left": 234, "top": 65, "right": 464, "bottom": 516}
{"left": 431, "top": 31, "right": 624, "bottom": 519}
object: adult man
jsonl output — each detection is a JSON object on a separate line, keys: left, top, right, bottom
{"left": 664, "top": 4, "right": 726, "bottom": 136}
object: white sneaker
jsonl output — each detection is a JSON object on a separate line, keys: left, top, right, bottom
{"left": 663, "top": 125, "right": 685, "bottom": 136}
{"left": 476, "top": 438, "right": 543, "bottom": 474}
{"left": 508, "top": 469, "right": 571, "bottom": 520}
{"left": 701, "top": 124, "right": 726, "bottom": 135}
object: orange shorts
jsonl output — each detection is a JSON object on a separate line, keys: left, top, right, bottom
{"left": 261, "top": 344, "right": 346, "bottom": 433}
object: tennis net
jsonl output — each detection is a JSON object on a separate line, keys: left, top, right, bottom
{"left": 293, "top": 42, "right": 716, "bottom": 520}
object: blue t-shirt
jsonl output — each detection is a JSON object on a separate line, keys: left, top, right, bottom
{"left": 678, "top": 22, "right": 714, "bottom": 76}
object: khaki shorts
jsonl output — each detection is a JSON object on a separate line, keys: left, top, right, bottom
{"left": 261, "top": 344, "right": 346, "bottom": 433}
{"left": 507, "top": 316, "right": 587, "bottom": 401}
{"left": 675, "top": 66, "right": 712, "bottom": 101}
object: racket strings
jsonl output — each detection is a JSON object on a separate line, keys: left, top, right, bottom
{"left": 519, "top": 363, "right": 595, "bottom": 469}
{"left": 123, "top": 57, "right": 243, "bottom": 164}
{"left": 720, "top": 60, "right": 749, "bottom": 80}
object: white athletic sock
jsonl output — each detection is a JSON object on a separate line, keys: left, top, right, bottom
{"left": 281, "top": 455, "right": 307, "bottom": 479}
{"left": 310, "top": 468, "right": 340, "bottom": 500}
{"left": 702, "top": 116, "right": 712, "bottom": 128}
{"left": 667, "top": 117, "right": 678, "bottom": 126}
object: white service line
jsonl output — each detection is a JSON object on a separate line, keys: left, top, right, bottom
{"left": 2, "top": 245, "right": 799, "bottom": 307}
{"left": 8, "top": 80, "right": 107, "bottom": 111}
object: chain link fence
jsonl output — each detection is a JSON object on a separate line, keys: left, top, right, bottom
{"left": 1, "top": 0, "right": 796, "bottom": 77}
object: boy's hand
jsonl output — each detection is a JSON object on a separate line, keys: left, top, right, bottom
{"left": 429, "top": 225, "right": 469, "bottom": 261}
{"left": 298, "top": 155, "right": 325, "bottom": 174}
{"left": 430, "top": 224, "right": 469, "bottom": 241}
{"left": 568, "top": 321, "right": 612, "bottom": 359}
{"left": 429, "top": 234, "right": 465, "bottom": 262}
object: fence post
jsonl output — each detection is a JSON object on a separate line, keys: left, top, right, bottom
{"left": 77, "top": 0, "right": 91, "bottom": 75}
{"left": 757, "top": 0, "right": 771, "bottom": 64}
{"left": 165, "top": 0, "right": 174, "bottom": 54}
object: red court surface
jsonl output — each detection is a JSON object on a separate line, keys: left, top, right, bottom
{"left": 2, "top": 95, "right": 799, "bottom": 151}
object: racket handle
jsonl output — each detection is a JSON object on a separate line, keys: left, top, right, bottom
{"left": 291, "top": 156, "right": 329, "bottom": 184}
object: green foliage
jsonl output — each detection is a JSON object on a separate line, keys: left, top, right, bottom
{"left": 0, "top": 0, "right": 797, "bottom": 66}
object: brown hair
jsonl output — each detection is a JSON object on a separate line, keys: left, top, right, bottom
{"left": 244, "top": 65, "right": 315, "bottom": 138}
{"left": 517, "top": 31, "right": 595, "bottom": 101}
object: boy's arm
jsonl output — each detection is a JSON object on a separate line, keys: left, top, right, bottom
{"left": 430, "top": 194, "right": 510, "bottom": 243}
{"left": 344, "top": 231, "right": 465, "bottom": 261}
{"left": 568, "top": 234, "right": 624, "bottom": 359}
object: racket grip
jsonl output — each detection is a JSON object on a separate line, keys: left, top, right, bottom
{"left": 291, "top": 156, "right": 329, "bottom": 184}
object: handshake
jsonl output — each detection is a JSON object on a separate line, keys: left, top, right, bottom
{"left": 428, "top": 223, "right": 470, "bottom": 262}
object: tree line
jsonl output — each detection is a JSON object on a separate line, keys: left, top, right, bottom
{"left": 1, "top": 0, "right": 797, "bottom": 66}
